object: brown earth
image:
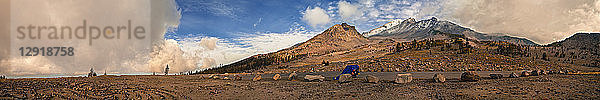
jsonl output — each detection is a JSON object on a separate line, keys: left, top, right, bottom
{"left": 1, "top": 74, "right": 599, "bottom": 99}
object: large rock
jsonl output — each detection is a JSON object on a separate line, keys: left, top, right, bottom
{"left": 531, "top": 70, "right": 541, "bottom": 76}
{"left": 338, "top": 74, "right": 353, "bottom": 83}
{"left": 509, "top": 72, "right": 519, "bottom": 78}
{"left": 233, "top": 75, "right": 242, "bottom": 80}
{"left": 460, "top": 71, "right": 480, "bottom": 82}
{"left": 520, "top": 71, "right": 530, "bottom": 77}
{"left": 253, "top": 75, "right": 262, "bottom": 81}
{"left": 366, "top": 75, "right": 380, "bottom": 83}
{"left": 395, "top": 73, "right": 413, "bottom": 83}
{"left": 273, "top": 74, "right": 281, "bottom": 81}
{"left": 541, "top": 70, "right": 548, "bottom": 75}
{"left": 433, "top": 73, "right": 446, "bottom": 83}
{"left": 304, "top": 75, "right": 325, "bottom": 82}
{"left": 288, "top": 72, "right": 297, "bottom": 81}
{"left": 489, "top": 73, "right": 503, "bottom": 79}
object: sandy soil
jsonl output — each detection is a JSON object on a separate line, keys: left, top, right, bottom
{"left": 1, "top": 74, "right": 599, "bottom": 99}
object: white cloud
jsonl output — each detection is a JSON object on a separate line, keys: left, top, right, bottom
{"left": 174, "top": 24, "right": 318, "bottom": 70}
{"left": 338, "top": 1, "right": 362, "bottom": 20}
{"left": 302, "top": 7, "right": 331, "bottom": 28}
{"left": 442, "top": 0, "right": 600, "bottom": 44}
{"left": 1, "top": 0, "right": 183, "bottom": 76}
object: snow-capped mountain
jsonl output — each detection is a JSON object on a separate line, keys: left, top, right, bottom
{"left": 364, "top": 17, "right": 539, "bottom": 46}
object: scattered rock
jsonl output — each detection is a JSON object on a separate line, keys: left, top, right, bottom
{"left": 338, "top": 74, "right": 353, "bottom": 83}
{"left": 288, "top": 72, "right": 297, "bottom": 81}
{"left": 433, "top": 73, "right": 446, "bottom": 83}
{"left": 273, "top": 74, "right": 281, "bottom": 81}
{"left": 366, "top": 75, "right": 379, "bottom": 83}
{"left": 489, "top": 73, "right": 503, "bottom": 79}
{"left": 253, "top": 75, "right": 262, "bottom": 81}
{"left": 304, "top": 75, "right": 325, "bottom": 82}
{"left": 509, "top": 72, "right": 519, "bottom": 78}
{"left": 395, "top": 73, "right": 413, "bottom": 83}
{"left": 520, "top": 71, "right": 530, "bottom": 77}
{"left": 460, "top": 71, "right": 480, "bottom": 82}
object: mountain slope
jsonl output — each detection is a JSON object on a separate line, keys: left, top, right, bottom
{"left": 538, "top": 33, "right": 600, "bottom": 67}
{"left": 364, "top": 17, "right": 539, "bottom": 46}
{"left": 199, "top": 23, "right": 368, "bottom": 73}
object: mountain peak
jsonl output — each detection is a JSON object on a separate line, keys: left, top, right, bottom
{"left": 403, "top": 18, "right": 416, "bottom": 23}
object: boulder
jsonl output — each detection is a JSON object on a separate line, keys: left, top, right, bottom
{"left": 460, "top": 71, "right": 480, "bottom": 82}
{"left": 304, "top": 75, "right": 325, "bottom": 82}
{"left": 531, "top": 70, "right": 540, "bottom": 76}
{"left": 559, "top": 71, "right": 565, "bottom": 74}
{"left": 489, "top": 73, "right": 503, "bottom": 79}
{"left": 338, "top": 74, "right": 353, "bottom": 83}
{"left": 520, "top": 71, "right": 530, "bottom": 77}
{"left": 509, "top": 72, "right": 519, "bottom": 78}
{"left": 222, "top": 76, "right": 231, "bottom": 80}
{"left": 395, "top": 73, "right": 413, "bottom": 83}
{"left": 252, "top": 75, "right": 262, "bottom": 81}
{"left": 273, "top": 74, "right": 281, "bottom": 81}
{"left": 541, "top": 70, "right": 548, "bottom": 75}
{"left": 288, "top": 72, "right": 297, "bottom": 81}
{"left": 366, "top": 75, "right": 380, "bottom": 83}
{"left": 433, "top": 73, "right": 446, "bottom": 83}
{"left": 233, "top": 75, "right": 242, "bottom": 80}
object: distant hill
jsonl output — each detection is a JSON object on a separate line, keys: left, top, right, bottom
{"left": 538, "top": 33, "right": 600, "bottom": 67}
{"left": 364, "top": 17, "right": 539, "bottom": 46}
{"left": 199, "top": 23, "right": 368, "bottom": 73}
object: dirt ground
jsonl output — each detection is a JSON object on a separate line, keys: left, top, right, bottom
{"left": 1, "top": 74, "right": 599, "bottom": 99}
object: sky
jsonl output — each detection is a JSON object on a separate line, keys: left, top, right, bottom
{"left": 1, "top": 0, "right": 598, "bottom": 76}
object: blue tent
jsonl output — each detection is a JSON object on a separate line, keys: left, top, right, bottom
{"left": 334, "top": 65, "right": 360, "bottom": 80}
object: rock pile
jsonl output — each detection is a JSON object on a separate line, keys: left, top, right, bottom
{"left": 460, "top": 71, "right": 480, "bottom": 82}
{"left": 395, "top": 73, "right": 413, "bottom": 83}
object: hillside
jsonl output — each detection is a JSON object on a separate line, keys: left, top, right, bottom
{"left": 199, "top": 23, "right": 368, "bottom": 73}
{"left": 198, "top": 22, "right": 597, "bottom": 74}
{"left": 527, "top": 33, "right": 600, "bottom": 67}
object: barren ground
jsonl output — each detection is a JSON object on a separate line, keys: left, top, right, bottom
{"left": 1, "top": 73, "right": 599, "bottom": 99}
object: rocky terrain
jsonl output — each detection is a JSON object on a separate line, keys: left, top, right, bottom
{"left": 1, "top": 73, "right": 599, "bottom": 99}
